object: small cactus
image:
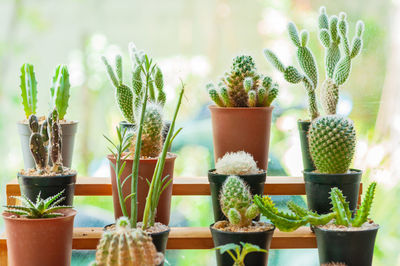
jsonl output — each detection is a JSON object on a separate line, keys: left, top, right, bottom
{"left": 219, "top": 176, "right": 259, "bottom": 227}
{"left": 215, "top": 151, "right": 259, "bottom": 175}
{"left": 19, "top": 64, "right": 38, "bottom": 119}
{"left": 28, "top": 115, "right": 48, "bottom": 173}
{"left": 207, "top": 55, "right": 278, "bottom": 107}
{"left": 93, "top": 217, "right": 163, "bottom": 266}
{"left": 48, "top": 109, "right": 63, "bottom": 173}
{"left": 50, "top": 64, "right": 71, "bottom": 120}
{"left": 308, "top": 115, "right": 356, "bottom": 174}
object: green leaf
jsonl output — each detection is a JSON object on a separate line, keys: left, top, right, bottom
{"left": 20, "top": 63, "right": 38, "bottom": 118}
{"left": 213, "top": 243, "right": 240, "bottom": 254}
{"left": 50, "top": 65, "right": 71, "bottom": 120}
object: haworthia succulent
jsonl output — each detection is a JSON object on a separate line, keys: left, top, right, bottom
{"left": 20, "top": 63, "right": 38, "bottom": 119}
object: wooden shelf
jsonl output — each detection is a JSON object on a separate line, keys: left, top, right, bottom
{"left": 0, "top": 226, "right": 316, "bottom": 250}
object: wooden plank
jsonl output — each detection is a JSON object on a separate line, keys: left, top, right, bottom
{"left": 0, "top": 240, "right": 7, "bottom": 266}
{"left": 0, "top": 226, "right": 316, "bottom": 251}
{"left": 6, "top": 176, "right": 306, "bottom": 197}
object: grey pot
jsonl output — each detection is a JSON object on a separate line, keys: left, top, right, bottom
{"left": 17, "top": 121, "right": 78, "bottom": 169}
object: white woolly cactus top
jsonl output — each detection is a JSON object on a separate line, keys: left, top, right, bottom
{"left": 215, "top": 151, "right": 260, "bottom": 175}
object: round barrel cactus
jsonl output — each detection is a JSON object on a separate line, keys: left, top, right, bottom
{"left": 308, "top": 115, "right": 356, "bottom": 174}
{"left": 92, "top": 217, "right": 163, "bottom": 266}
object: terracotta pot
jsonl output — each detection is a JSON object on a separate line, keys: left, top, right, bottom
{"left": 108, "top": 154, "right": 177, "bottom": 225}
{"left": 2, "top": 209, "right": 76, "bottom": 266}
{"left": 209, "top": 105, "right": 273, "bottom": 170}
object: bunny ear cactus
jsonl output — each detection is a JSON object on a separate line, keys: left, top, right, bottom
{"left": 308, "top": 115, "right": 356, "bottom": 174}
{"left": 20, "top": 63, "right": 38, "bottom": 119}
{"left": 50, "top": 64, "right": 71, "bottom": 120}
{"left": 208, "top": 55, "right": 278, "bottom": 108}
{"left": 219, "top": 176, "right": 259, "bottom": 227}
{"left": 93, "top": 217, "right": 163, "bottom": 266}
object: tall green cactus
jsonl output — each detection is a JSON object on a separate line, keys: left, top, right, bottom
{"left": 92, "top": 217, "right": 163, "bottom": 266}
{"left": 308, "top": 115, "right": 356, "bottom": 174}
{"left": 48, "top": 109, "right": 63, "bottom": 173}
{"left": 207, "top": 55, "right": 278, "bottom": 108}
{"left": 219, "top": 176, "right": 259, "bottom": 227}
{"left": 20, "top": 64, "right": 38, "bottom": 119}
{"left": 254, "top": 195, "right": 335, "bottom": 232}
{"left": 50, "top": 64, "right": 71, "bottom": 120}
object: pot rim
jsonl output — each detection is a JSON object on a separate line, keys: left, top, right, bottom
{"left": 17, "top": 120, "right": 79, "bottom": 125}
{"left": 103, "top": 223, "right": 171, "bottom": 235}
{"left": 208, "top": 168, "right": 267, "bottom": 176}
{"left": 209, "top": 222, "right": 275, "bottom": 235}
{"left": 313, "top": 224, "right": 380, "bottom": 233}
{"left": 17, "top": 171, "right": 77, "bottom": 179}
{"left": 2, "top": 209, "right": 77, "bottom": 221}
{"left": 107, "top": 153, "right": 178, "bottom": 162}
{"left": 208, "top": 104, "right": 274, "bottom": 111}
{"left": 303, "top": 168, "right": 362, "bottom": 176}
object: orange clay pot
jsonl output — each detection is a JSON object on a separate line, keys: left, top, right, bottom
{"left": 108, "top": 154, "right": 177, "bottom": 225}
{"left": 2, "top": 209, "right": 76, "bottom": 266}
{"left": 209, "top": 105, "right": 273, "bottom": 170}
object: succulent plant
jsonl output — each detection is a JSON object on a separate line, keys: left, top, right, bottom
{"left": 219, "top": 176, "right": 259, "bottom": 227}
{"left": 28, "top": 109, "right": 65, "bottom": 174}
{"left": 214, "top": 242, "right": 268, "bottom": 266}
{"left": 20, "top": 63, "right": 38, "bottom": 119}
{"left": 215, "top": 151, "right": 259, "bottom": 175}
{"left": 50, "top": 64, "right": 71, "bottom": 120}
{"left": 92, "top": 217, "right": 163, "bottom": 266}
{"left": 254, "top": 195, "right": 335, "bottom": 232}
{"left": 264, "top": 6, "right": 364, "bottom": 119}
{"left": 207, "top": 55, "right": 278, "bottom": 107}
{"left": 3, "top": 190, "right": 72, "bottom": 218}
{"left": 308, "top": 115, "right": 356, "bottom": 174}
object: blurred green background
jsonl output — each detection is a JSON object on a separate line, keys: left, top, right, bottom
{"left": 1, "top": 0, "right": 399, "bottom": 265}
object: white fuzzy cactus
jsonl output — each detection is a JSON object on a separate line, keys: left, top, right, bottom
{"left": 215, "top": 151, "right": 259, "bottom": 175}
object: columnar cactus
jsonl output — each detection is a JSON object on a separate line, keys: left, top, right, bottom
{"left": 330, "top": 182, "right": 376, "bottom": 227}
{"left": 130, "top": 102, "right": 164, "bottom": 157}
{"left": 48, "top": 109, "right": 63, "bottom": 173}
{"left": 219, "top": 176, "right": 259, "bottom": 227}
{"left": 50, "top": 64, "right": 71, "bottom": 120}
{"left": 308, "top": 115, "right": 356, "bottom": 174}
{"left": 93, "top": 217, "right": 163, "bottom": 266}
{"left": 20, "top": 64, "right": 38, "bottom": 119}
{"left": 215, "top": 151, "right": 259, "bottom": 175}
{"left": 207, "top": 55, "right": 278, "bottom": 107}
{"left": 254, "top": 195, "right": 335, "bottom": 232}
{"left": 264, "top": 7, "right": 364, "bottom": 118}
{"left": 28, "top": 115, "right": 48, "bottom": 173}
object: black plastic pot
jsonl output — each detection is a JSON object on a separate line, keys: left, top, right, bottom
{"left": 314, "top": 226, "right": 379, "bottom": 266}
{"left": 150, "top": 228, "right": 170, "bottom": 266}
{"left": 208, "top": 169, "right": 266, "bottom": 222}
{"left": 17, "top": 121, "right": 78, "bottom": 169}
{"left": 298, "top": 120, "right": 315, "bottom": 171}
{"left": 210, "top": 223, "right": 275, "bottom": 266}
{"left": 17, "top": 172, "right": 77, "bottom": 206}
{"left": 303, "top": 169, "right": 362, "bottom": 214}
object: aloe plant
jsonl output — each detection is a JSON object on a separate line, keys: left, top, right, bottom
{"left": 214, "top": 242, "right": 268, "bottom": 266}
{"left": 3, "top": 190, "right": 72, "bottom": 218}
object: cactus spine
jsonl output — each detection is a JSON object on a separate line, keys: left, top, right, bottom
{"left": 308, "top": 115, "right": 356, "bottom": 174}
{"left": 207, "top": 55, "right": 278, "bottom": 107}
{"left": 93, "top": 217, "right": 163, "bottom": 266}
{"left": 219, "top": 176, "right": 259, "bottom": 227}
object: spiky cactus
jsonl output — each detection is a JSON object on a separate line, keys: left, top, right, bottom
{"left": 50, "top": 64, "right": 71, "bottom": 120}
{"left": 130, "top": 102, "right": 163, "bottom": 157}
{"left": 308, "top": 115, "right": 356, "bottom": 174}
{"left": 264, "top": 7, "right": 365, "bottom": 118}
{"left": 207, "top": 55, "right": 278, "bottom": 107}
{"left": 254, "top": 195, "right": 335, "bottom": 232}
{"left": 20, "top": 63, "right": 38, "bottom": 119}
{"left": 219, "top": 176, "right": 259, "bottom": 227}
{"left": 92, "top": 217, "right": 163, "bottom": 266}
{"left": 48, "top": 109, "right": 63, "bottom": 173}
{"left": 215, "top": 151, "right": 259, "bottom": 175}
{"left": 28, "top": 114, "right": 48, "bottom": 173}
{"left": 330, "top": 182, "right": 376, "bottom": 227}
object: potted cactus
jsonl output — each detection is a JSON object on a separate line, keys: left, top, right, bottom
{"left": 17, "top": 64, "right": 78, "bottom": 169}
{"left": 255, "top": 183, "right": 379, "bottom": 265}
{"left": 105, "top": 81, "right": 184, "bottom": 260}
{"left": 264, "top": 7, "right": 365, "bottom": 214}
{"left": 91, "top": 217, "right": 164, "bottom": 266}
{"left": 208, "top": 151, "right": 266, "bottom": 222}
{"left": 264, "top": 7, "right": 364, "bottom": 172}
{"left": 214, "top": 242, "right": 268, "bottom": 266}
{"left": 2, "top": 190, "right": 76, "bottom": 266}
{"left": 103, "top": 43, "right": 176, "bottom": 225}
{"left": 210, "top": 176, "right": 275, "bottom": 266}
{"left": 207, "top": 55, "right": 278, "bottom": 170}
{"left": 18, "top": 109, "right": 77, "bottom": 205}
